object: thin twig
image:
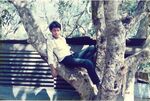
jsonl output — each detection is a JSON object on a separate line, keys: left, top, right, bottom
{"left": 67, "top": 0, "right": 89, "bottom": 37}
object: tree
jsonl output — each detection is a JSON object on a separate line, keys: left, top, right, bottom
{"left": 8, "top": 0, "right": 150, "bottom": 101}
{"left": 93, "top": 0, "right": 150, "bottom": 101}
{"left": 8, "top": 0, "right": 96, "bottom": 100}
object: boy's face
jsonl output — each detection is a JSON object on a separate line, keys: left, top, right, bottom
{"left": 51, "top": 28, "right": 61, "bottom": 39}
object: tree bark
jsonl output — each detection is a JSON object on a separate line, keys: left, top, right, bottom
{"left": 134, "top": 15, "right": 149, "bottom": 38}
{"left": 124, "top": 1, "right": 150, "bottom": 98}
{"left": 91, "top": 0, "right": 106, "bottom": 83}
{"left": 134, "top": 0, "right": 150, "bottom": 38}
{"left": 91, "top": 0, "right": 105, "bottom": 36}
{"left": 97, "top": 1, "right": 126, "bottom": 100}
{"left": 9, "top": 0, "right": 96, "bottom": 100}
{"left": 123, "top": 74, "right": 135, "bottom": 101}
{"left": 134, "top": 1, "right": 147, "bottom": 16}
{"left": 124, "top": 41, "right": 150, "bottom": 101}
{"left": 124, "top": 0, "right": 148, "bottom": 38}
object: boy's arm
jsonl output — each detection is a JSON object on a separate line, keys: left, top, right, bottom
{"left": 47, "top": 40, "right": 58, "bottom": 77}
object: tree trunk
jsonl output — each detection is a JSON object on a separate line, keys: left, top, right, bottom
{"left": 96, "top": 1, "right": 126, "bottom": 100}
{"left": 124, "top": 41, "right": 150, "bottom": 101}
{"left": 123, "top": 75, "right": 135, "bottom": 101}
{"left": 91, "top": 0, "right": 106, "bottom": 83}
{"left": 9, "top": 0, "right": 96, "bottom": 100}
{"left": 124, "top": 1, "right": 150, "bottom": 100}
{"left": 91, "top": 0, "right": 105, "bottom": 36}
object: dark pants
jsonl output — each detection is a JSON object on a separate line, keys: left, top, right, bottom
{"left": 60, "top": 45, "right": 100, "bottom": 85}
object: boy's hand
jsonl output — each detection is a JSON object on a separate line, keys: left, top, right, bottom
{"left": 51, "top": 68, "right": 58, "bottom": 77}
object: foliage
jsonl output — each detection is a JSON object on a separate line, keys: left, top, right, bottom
{"left": 120, "top": 0, "right": 137, "bottom": 16}
{"left": 23, "top": 0, "right": 94, "bottom": 38}
{"left": 0, "top": 0, "right": 148, "bottom": 40}
{"left": 0, "top": 0, "right": 21, "bottom": 39}
{"left": 139, "top": 62, "right": 150, "bottom": 73}
{"left": 57, "top": 0, "right": 93, "bottom": 37}
{"left": 120, "top": 0, "right": 149, "bottom": 38}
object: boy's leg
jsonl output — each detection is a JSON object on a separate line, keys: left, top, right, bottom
{"left": 60, "top": 55, "right": 100, "bottom": 85}
{"left": 72, "top": 45, "right": 96, "bottom": 62}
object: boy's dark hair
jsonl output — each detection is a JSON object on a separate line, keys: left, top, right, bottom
{"left": 49, "top": 21, "right": 61, "bottom": 31}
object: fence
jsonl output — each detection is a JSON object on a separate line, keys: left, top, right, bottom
{"left": 0, "top": 37, "right": 147, "bottom": 99}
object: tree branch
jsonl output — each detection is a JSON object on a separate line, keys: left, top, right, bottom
{"left": 124, "top": 48, "right": 150, "bottom": 100}
{"left": 91, "top": 0, "right": 105, "bottom": 35}
{"left": 134, "top": 1, "right": 147, "bottom": 16}
{"left": 134, "top": 14, "right": 149, "bottom": 38}
{"left": 126, "top": 35, "right": 150, "bottom": 71}
{"left": 92, "top": 1, "right": 106, "bottom": 82}
{"left": 123, "top": 1, "right": 148, "bottom": 37}
{"left": 123, "top": 6, "right": 149, "bottom": 99}
{"left": 67, "top": 0, "right": 89, "bottom": 37}
{"left": 125, "top": 49, "right": 150, "bottom": 72}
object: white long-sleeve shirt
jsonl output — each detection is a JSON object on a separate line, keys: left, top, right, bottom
{"left": 47, "top": 35, "right": 71, "bottom": 65}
